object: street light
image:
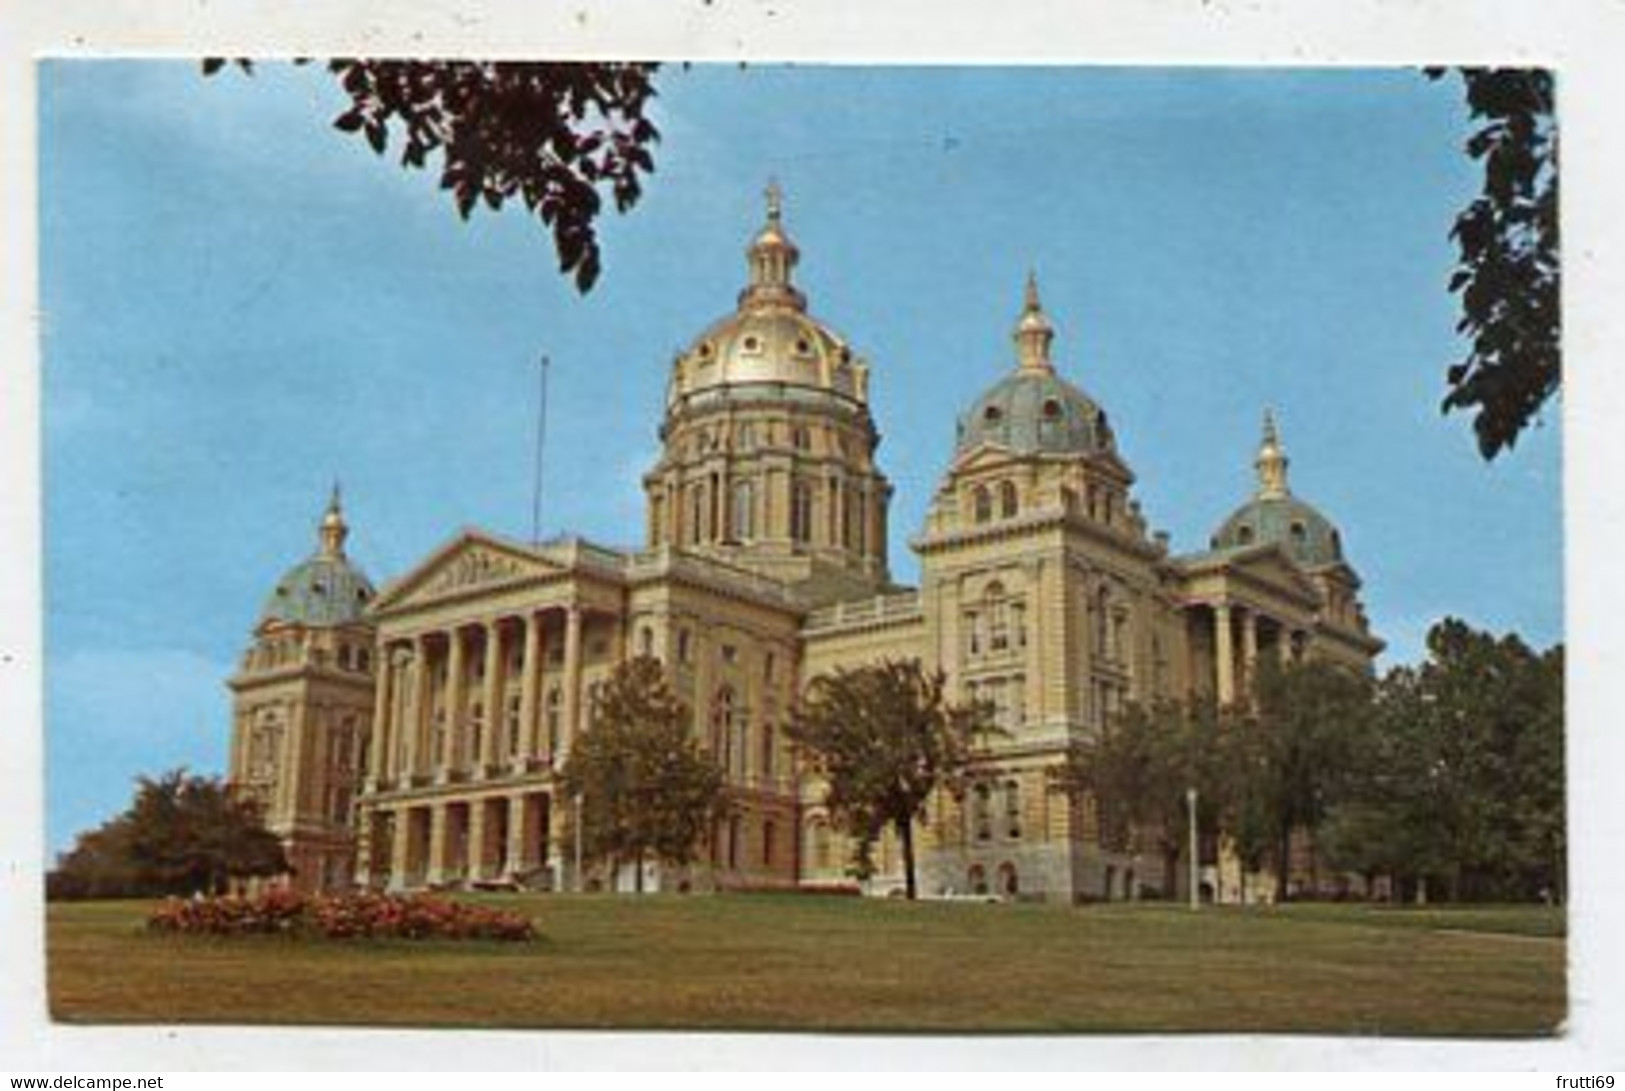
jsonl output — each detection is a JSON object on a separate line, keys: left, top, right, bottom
{"left": 573, "top": 791, "right": 584, "bottom": 893}
{"left": 1187, "top": 786, "right": 1199, "bottom": 911}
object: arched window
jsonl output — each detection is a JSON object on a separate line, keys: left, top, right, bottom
{"left": 999, "top": 480, "right": 1019, "bottom": 519}
{"left": 1237, "top": 524, "right": 1255, "bottom": 545}
{"left": 968, "top": 864, "right": 988, "bottom": 896}
{"left": 637, "top": 626, "right": 654, "bottom": 657}
{"left": 1094, "top": 586, "right": 1111, "bottom": 658}
{"left": 688, "top": 484, "right": 707, "bottom": 545}
{"left": 1289, "top": 521, "right": 1308, "bottom": 548}
{"left": 986, "top": 582, "right": 1009, "bottom": 653}
{"left": 791, "top": 480, "right": 814, "bottom": 543}
{"left": 972, "top": 782, "right": 993, "bottom": 841}
{"left": 713, "top": 687, "right": 736, "bottom": 772}
{"left": 1004, "top": 779, "right": 1022, "bottom": 839}
{"left": 731, "top": 479, "right": 756, "bottom": 541}
{"left": 544, "top": 686, "right": 562, "bottom": 757}
{"left": 760, "top": 722, "right": 776, "bottom": 780}
{"left": 972, "top": 486, "right": 993, "bottom": 525}
{"left": 505, "top": 695, "right": 521, "bottom": 758}
{"left": 763, "top": 820, "right": 776, "bottom": 867}
{"left": 997, "top": 862, "right": 1019, "bottom": 897}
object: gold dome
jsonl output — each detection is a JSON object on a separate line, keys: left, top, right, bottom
{"left": 667, "top": 182, "right": 870, "bottom": 409}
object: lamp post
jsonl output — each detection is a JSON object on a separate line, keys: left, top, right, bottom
{"left": 1187, "top": 786, "right": 1199, "bottom": 911}
{"left": 573, "top": 791, "right": 584, "bottom": 893}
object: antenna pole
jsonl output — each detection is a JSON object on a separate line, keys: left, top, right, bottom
{"left": 531, "top": 354, "right": 550, "bottom": 548}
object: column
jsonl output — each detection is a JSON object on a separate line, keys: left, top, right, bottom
{"left": 561, "top": 606, "right": 583, "bottom": 760}
{"left": 517, "top": 612, "right": 541, "bottom": 770}
{"left": 403, "top": 637, "right": 426, "bottom": 781}
{"left": 1241, "top": 610, "right": 1260, "bottom": 698}
{"left": 480, "top": 621, "right": 503, "bottom": 775}
{"left": 468, "top": 803, "right": 484, "bottom": 884}
{"left": 426, "top": 802, "right": 449, "bottom": 886}
{"left": 354, "top": 806, "right": 375, "bottom": 887}
{"left": 389, "top": 806, "right": 411, "bottom": 892}
{"left": 366, "top": 642, "right": 392, "bottom": 789}
{"left": 1214, "top": 603, "right": 1235, "bottom": 707}
{"left": 440, "top": 628, "right": 464, "bottom": 779}
{"left": 504, "top": 794, "right": 527, "bottom": 877}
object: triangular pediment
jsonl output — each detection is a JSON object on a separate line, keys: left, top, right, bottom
{"left": 368, "top": 530, "right": 562, "bottom": 614}
{"left": 1225, "top": 544, "right": 1323, "bottom": 603}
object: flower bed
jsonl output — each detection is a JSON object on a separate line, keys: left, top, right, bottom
{"left": 147, "top": 890, "right": 536, "bottom": 942}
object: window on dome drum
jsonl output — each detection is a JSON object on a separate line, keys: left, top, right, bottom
{"left": 737, "top": 422, "right": 754, "bottom": 450}
{"left": 793, "top": 426, "right": 810, "bottom": 450}
{"left": 1042, "top": 398, "right": 1062, "bottom": 419}
{"left": 637, "top": 626, "right": 654, "bottom": 657}
{"left": 1290, "top": 521, "right": 1308, "bottom": 545}
{"left": 1238, "top": 525, "right": 1255, "bottom": 545}
{"left": 677, "top": 629, "right": 692, "bottom": 665}
{"left": 972, "top": 485, "right": 993, "bottom": 524}
{"left": 791, "top": 480, "right": 814, "bottom": 543}
{"left": 983, "top": 405, "right": 1002, "bottom": 424}
{"left": 743, "top": 336, "right": 760, "bottom": 353}
{"left": 999, "top": 480, "right": 1019, "bottom": 519}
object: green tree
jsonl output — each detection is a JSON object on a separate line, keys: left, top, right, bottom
{"left": 48, "top": 769, "right": 287, "bottom": 899}
{"left": 559, "top": 655, "right": 727, "bottom": 892}
{"left": 205, "top": 60, "right": 661, "bottom": 292}
{"left": 1052, "top": 697, "right": 1228, "bottom": 895}
{"left": 1242, "top": 660, "right": 1374, "bottom": 900}
{"left": 1321, "top": 620, "right": 1564, "bottom": 902}
{"left": 788, "top": 659, "right": 995, "bottom": 900}
{"left": 1428, "top": 68, "right": 1559, "bottom": 459}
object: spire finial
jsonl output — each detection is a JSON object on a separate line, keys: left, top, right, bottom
{"left": 1013, "top": 268, "right": 1055, "bottom": 372}
{"left": 319, "top": 481, "right": 349, "bottom": 557}
{"left": 1255, "top": 409, "right": 1290, "bottom": 499}
{"left": 765, "top": 177, "right": 783, "bottom": 224}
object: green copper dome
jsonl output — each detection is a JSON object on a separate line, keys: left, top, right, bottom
{"left": 956, "top": 370, "right": 1113, "bottom": 456}
{"left": 955, "top": 273, "right": 1115, "bottom": 458}
{"left": 1210, "top": 413, "right": 1345, "bottom": 568}
{"left": 259, "top": 489, "right": 375, "bottom": 627}
{"left": 1212, "top": 495, "right": 1343, "bottom": 567}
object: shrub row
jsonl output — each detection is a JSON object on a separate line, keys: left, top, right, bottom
{"left": 147, "top": 890, "right": 536, "bottom": 942}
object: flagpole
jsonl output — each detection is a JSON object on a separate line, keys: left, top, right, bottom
{"left": 531, "top": 354, "right": 550, "bottom": 548}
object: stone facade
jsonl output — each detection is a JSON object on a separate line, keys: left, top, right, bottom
{"left": 226, "top": 187, "right": 1382, "bottom": 901}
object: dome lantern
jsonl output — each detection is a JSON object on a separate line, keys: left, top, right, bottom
{"left": 1255, "top": 410, "right": 1290, "bottom": 500}
{"left": 319, "top": 482, "right": 349, "bottom": 558}
{"left": 739, "top": 178, "right": 807, "bottom": 312}
{"left": 1013, "top": 270, "right": 1056, "bottom": 373}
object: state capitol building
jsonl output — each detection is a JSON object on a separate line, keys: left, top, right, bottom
{"left": 225, "top": 187, "right": 1383, "bottom": 903}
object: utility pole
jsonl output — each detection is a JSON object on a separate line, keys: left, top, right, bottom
{"left": 1187, "top": 787, "right": 1199, "bottom": 911}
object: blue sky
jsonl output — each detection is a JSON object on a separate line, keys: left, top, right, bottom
{"left": 39, "top": 62, "right": 1562, "bottom": 856}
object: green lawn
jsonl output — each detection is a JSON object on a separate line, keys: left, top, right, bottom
{"left": 47, "top": 895, "right": 1565, "bottom": 1035}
